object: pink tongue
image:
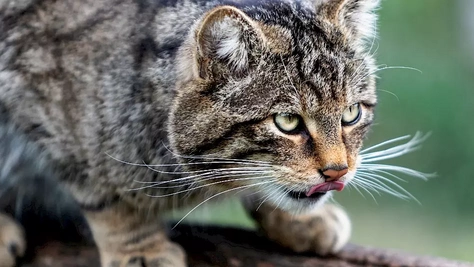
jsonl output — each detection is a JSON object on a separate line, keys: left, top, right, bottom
{"left": 306, "top": 182, "right": 345, "bottom": 197}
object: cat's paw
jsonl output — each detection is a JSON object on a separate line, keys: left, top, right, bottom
{"left": 256, "top": 204, "right": 351, "bottom": 255}
{"left": 0, "top": 213, "right": 26, "bottom": 267}
{"left": 102, "top": 241, "right": 186, "bottom": 267}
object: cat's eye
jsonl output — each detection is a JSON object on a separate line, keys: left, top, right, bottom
{"left": 341, "top": 103, "right": 362, "bottom": 126}
{"left": 274, "top": 113, "right": 301, "bottom": 134}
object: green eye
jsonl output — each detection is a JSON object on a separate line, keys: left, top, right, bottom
{"left": 274, "top": 113, "right": 301, "bottom": 133}
{"left": 342, "top": 103, "right": 362, "bottom": 126}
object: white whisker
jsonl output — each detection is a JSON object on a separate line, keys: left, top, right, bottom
{"left": 272, "top": 186, "right": 290, "bottom": 213}
{"left": 357, "top": 176, "right": 418, "bottom": 203}
{"left": 358, "top": 169, "right": 407, "bottom": 183}
{"left": 347, "top": 181, "right": 378, "bottom": 203}
{"left": 106, "top": 153, "right": 272, "bottom": 168}
{"left": 256, "top": 183, "right": 286, "bottom": 211}
{"left": 144, "top": 164, "right": 271, "bottom": 176}
{"left": 355, "top": 176, "right": 407, "bottom": 199}
{"left": 128, "top": 172, "right": 273, "bottom": 191}
{"left": 361, "top": 132, "right": 431, "bottom": 162}
{"left": 160, "top": 142, "right": 273, "bottom": 165}
{"left": 350, "top": 132, "right": 434, "bottom": 204}
{"left": 375, "top": 65, "right": 423, "bottom": 74}
{"left": 146, "top": 176, "right": 275, "bottom": 198}
{"left": 150, "top": 170, "right": 272, "bottom": 187}
{"left": 171, "top": 180, "right": 273, "bottom": 229}
{"left": 359, "top": 164, "right": 432, "bottom": 181}
{"left": 360, "top": 134, "right": 412, "bottom": 154}
{"left": 354, "top": 64, "right": 423, "bottom": 87}
{"left": 379, "top": 89, "right": 400, "bottom": 101}
{"left": 351, "top": 179, "right": 382, "bottom": 196}
{"left": 357, "top": 172, "right": 416, "bottom": 199}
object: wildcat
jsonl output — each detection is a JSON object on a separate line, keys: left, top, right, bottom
{"left": 0, "top": 0, "right": 426, "bottom": 266}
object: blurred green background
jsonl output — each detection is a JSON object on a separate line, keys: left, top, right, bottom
{"left": 174, "top": 0, "right": 474, "bottom": 262}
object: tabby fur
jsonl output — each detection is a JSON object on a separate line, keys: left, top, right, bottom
{"left": 0, "top": 0, "right": 380, "bottom": 266}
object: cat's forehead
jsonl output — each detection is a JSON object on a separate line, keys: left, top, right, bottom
{"left": 257, "top": 47, "right": 369, "bottom": 114}
{"left": 222, "top": 47, "right": 374, "bottom": 119}
{"left": 216, "top": 1, "right": 377, "bottom": 118}
{"left": 227, "top": 60, "right": 369, "bottom": 121}
{"left": 269, "top": 34, "right": 375, "bottom": 115}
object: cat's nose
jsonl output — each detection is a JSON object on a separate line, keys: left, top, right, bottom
{"left": 320, "top": 165, "right": 348, "bottom": 181}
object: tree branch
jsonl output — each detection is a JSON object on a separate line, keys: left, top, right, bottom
{"left": 25, "top": 224, "right": 473, "bottom": 267}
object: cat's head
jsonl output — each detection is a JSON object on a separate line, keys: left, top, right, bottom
{"left": 169, "top": 0, "right": 379, "bottom": 212}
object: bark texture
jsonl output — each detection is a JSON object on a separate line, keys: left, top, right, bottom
{"left": 23, "top": 224, "right": 474, "bottom": 267}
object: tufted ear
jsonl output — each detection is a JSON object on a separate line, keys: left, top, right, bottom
{"left": 316, "top": 0, "right": 380, "bottom": 42}
{"left": 193, "top": 6, "right": 265, "bottom": 80}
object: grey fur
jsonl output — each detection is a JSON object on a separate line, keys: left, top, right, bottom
{"left": 0, "top": 109, "right": 85, "bottom": 245}
{"left": 0, "top": 0, "right": 377, "bottom": 210}
{"left": 0, "top": 0, "right": 380, "bottom": 263}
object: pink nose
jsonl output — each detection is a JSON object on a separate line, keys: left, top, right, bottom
{"left": 322, "top": 167, "right": 348, "bottom": 181}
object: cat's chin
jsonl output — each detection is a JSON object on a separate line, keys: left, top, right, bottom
{"left": 281, "top": 192, "right": 332, "bottom": 215}
{"left": 254, "top": 185, "right": 333, "bottom": 215}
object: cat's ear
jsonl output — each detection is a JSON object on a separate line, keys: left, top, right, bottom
{"left": 193, "top": 6, "right": 265, "bottom": 80}
{"left": 317, "top": 0, "right": 380, "bottom": 41}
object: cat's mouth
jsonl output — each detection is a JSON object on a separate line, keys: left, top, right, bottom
{"left": 287, "top": 190, "right": 327, "bottom": 200}
{"left": 287, "top": 181, "right": 345, "bottom": 201}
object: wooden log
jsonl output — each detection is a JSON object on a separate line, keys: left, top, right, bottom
{"left": 23, "top": 224, "right": 474, "bottom": 267}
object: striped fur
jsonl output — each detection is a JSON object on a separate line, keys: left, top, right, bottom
{"left": 0, "top": 0, "right": 379, "bottom": 265}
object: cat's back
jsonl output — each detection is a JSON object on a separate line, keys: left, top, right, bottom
{"left": 0, "top": 0, "right": 212, "bottom": 171}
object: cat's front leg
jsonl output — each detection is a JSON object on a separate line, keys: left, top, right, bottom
{"left": 246, "top": 201, "right": 351, "bottom": 255}
{"left": 0, "top": 213, "right": 25, "bottom": 267}
{"left": 82, "top": 202, "right": 186, "bottom": 267}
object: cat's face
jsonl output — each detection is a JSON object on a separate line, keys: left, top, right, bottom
{"left": 169, "top": 0, "right": 379, "bottom": 212}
